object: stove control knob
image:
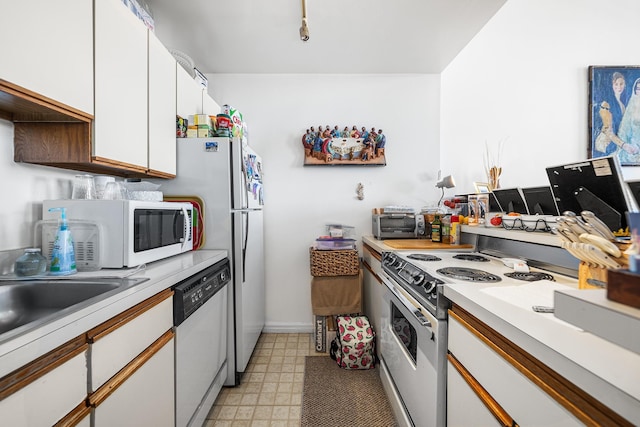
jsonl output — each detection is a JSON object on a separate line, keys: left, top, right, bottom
{"left": 411, "top": 273, "right": 425, "bottom": 286}
{"left": 422, "top": 280, "right": 438, "bottom": 294}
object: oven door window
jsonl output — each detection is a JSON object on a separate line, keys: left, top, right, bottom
{"left": 391, "top": 301, "right": 418, "bottom": 363}
{"left": 134, "top": 209, "right": 185, "bottom": 252}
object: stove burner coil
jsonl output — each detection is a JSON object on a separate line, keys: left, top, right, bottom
{"left": 453, "top": 254, "right": 489, "bottom": 262}
{"left": 407, "top": 254, "right": 442, "bottom": 261}
{"left": 436, "top": 267, "right": 502, "bottom": 282}
{"left": 504, "top": 272, "right": 555, "bottom": 282}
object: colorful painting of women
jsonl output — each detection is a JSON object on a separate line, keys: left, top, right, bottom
{"left": 589, "top": 66, "right": 640, "bottom": 165}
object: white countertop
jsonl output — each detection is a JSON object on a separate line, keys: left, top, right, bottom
{"left": 363, "top": 225, "right": 563, "bottom": 253}
{"left": 0, "top": 249, "right": 227, "bottom": 378}
{"left": 363, "top": 233, "right": 640, "bottom": 423}
{"left": 461, "top": 224, "right": 563, "bottom": 247}
{"left": 443, "top": 282, "right": 640, "bottom": 424}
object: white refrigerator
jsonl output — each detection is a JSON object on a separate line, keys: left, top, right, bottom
{"left": 160, "top": 136, "right": 265, "bottom": 386}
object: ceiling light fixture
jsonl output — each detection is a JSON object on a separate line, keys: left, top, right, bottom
{"left": 300, "top": 0, "right": 309, "bottom": 42}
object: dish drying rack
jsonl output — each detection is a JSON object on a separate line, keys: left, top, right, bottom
{"left": 34, "top": 219, "right": 102, "bottom": 272}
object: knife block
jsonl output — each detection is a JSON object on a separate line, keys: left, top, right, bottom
{"left": 607, "top": 269, "right": 640, "bottom": 309}
{"left": 577, "top": 241, "right": 629, "bottom": 289}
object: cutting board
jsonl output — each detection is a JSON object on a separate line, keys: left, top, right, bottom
{"left": 164, "top": 195, "right": 205, "bottom": 250}
{"left": 382, "top": 240, "right": 473, "bottom": 250}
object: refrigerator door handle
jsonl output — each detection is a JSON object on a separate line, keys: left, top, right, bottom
{"left": 242, "top": 211, "right": 249, "bottom": 281}
{"left": 240, "top": 148, "right": 249, "bottom": 209}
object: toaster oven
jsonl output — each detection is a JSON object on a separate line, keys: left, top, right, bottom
{"left": 372, "top": 213, "right": 425, "bottom": 239}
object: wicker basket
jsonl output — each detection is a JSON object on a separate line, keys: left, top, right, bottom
{"left": 309, "top": 247, "right": 359, "bottom": 277}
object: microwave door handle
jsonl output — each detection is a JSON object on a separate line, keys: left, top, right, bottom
{"left": 172, "top": 212, "right": 182, "bottom": 244}
{"left": 180, "top": 206, "right": 191, "bottom": 249}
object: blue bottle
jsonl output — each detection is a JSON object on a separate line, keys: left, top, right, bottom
{"left": 48, "top": 207, "right": 77, "bottom": 276}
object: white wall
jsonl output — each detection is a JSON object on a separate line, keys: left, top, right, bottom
{"left": 206, "top": 74, "right": 441, "bottom": 331}
{"left": 441, "top": 0, "right": 640, "bottom": 194}
{"left": 5, "top": 0, "right": 640, "bottom": 331}
{"left": 0, "top": 120, "right": 77, "bottom": 260}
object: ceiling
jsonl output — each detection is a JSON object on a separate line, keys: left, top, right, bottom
{"left": 145, "top": 0, "right": 507, "bottom": 75}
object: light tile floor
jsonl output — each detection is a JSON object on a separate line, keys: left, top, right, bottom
{"left": 205, "top": 333, "right": 323, "bottom": 427}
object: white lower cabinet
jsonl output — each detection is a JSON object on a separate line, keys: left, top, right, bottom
{"left": 0, "top": 289, "right": 176, "bottom": 427}
{"left": 362, "top": 244, "right": 384, "bottom": 337}
{"left": 0, "top": 338, "right": 88, "bottom": 427}
{"left": 447, "top": 307, "right": 604, "bottom": 426}
{"left": 447, "top": 358, "right": 501, "bottom": 427}
{"left": 87, "top": 289, "right": 175, "bottom": 426}
{"left": 87, "top": 290, "right": 174, "bottom": 392}
{"left": 91, "top": 332, "right": 174, "bottom": 427}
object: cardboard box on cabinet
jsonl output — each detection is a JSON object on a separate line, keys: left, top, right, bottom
{"left": 176, "top": 116, "right": 188, "bottom": 138}
{"left": 314, "top": 315, "right": 337, "bottom": 353}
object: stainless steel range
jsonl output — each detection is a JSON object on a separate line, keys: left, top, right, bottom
{"left": 379, "top": 247, "right": 578, "bottom": 427}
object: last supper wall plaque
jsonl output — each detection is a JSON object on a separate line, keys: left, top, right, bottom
{"left": 302, "top": 125, "right": 386, "bottom": 166}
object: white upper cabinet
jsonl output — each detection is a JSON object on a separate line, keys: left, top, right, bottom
{"left": 148, "top": 30, "right": 177, "bottom": 176}
{"left": 0, "top": 0, "right": 93, "bottom": 114}
{"left": 176, "top": 65, "right": 205, "bottom": 119}
{"left": 203, "top": 92, "right": 221, "bottom": 117}
{"left": 94, "top": 0, "right": 149, "bottom": 171}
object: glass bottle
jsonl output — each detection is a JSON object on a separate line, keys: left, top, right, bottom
{"left": 431, "top": 214, "right": 442, "bottom": 243}
{"left": 442, "top": 214, "right": 451, "bottom": 244}
{"left": 15, "top": 248, "right": 48, "bottom": 277}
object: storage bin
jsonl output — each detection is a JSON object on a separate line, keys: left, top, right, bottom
{"left": 315, "top": 238, "right": 356, "bottom": 250}
{"left": 309, "top": 247, "right": 359, "bottom": 277}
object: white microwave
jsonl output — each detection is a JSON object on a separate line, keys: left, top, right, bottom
{"left": 42, "top": 199, "right": 193, "bottom": 268}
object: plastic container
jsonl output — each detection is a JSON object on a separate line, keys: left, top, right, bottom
{"left": 48, "top": 207, "right": 77, "bottom": 276}
{"left": 14, "top": 248, "right": 47, "bottom": 277}
{"left": 450, "top": 215, "right": 460, "bottom": 245}
{"left": 431, "top": 214, "right": 442, "bottom": 242}
{"left": 315, "top": 238, "right": 357, "bottom": 250}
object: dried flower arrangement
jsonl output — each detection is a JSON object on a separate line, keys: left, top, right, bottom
{"left": 484, "top": 138, "right": 506, "bottom": 190}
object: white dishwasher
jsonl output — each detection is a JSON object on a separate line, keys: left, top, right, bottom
{"left": 173, "top": 258, "right": 230, "bottom": 427}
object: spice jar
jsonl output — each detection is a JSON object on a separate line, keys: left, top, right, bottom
{"left": 15, "top": 248, "right": 47, "bottom": 277}
{"left": 431, "top": 214, "right": 442, "bottom": 243}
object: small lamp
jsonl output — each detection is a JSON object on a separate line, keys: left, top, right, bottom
{"left": 435, "top": 175, "right": 455, "bottom": 189}
{"left": 435, "top": 174, "right": 455, "bottom": 207}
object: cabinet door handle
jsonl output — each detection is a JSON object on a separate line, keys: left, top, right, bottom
{"left": 448, "top": 352, "right": 518, "bottom": 427}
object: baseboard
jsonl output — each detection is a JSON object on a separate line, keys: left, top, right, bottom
{"left": 263, "top": 321, "right": 313, "bottom": 334}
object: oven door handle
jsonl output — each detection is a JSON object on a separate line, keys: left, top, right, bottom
{"left": 381, "top": 272, "right": 432, "bottom": 328}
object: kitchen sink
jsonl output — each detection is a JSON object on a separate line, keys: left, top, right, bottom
{"left": 0, "top": 277, "right": 149, "bottom": 342}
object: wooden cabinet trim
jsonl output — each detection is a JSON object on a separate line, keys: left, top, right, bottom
{"left": 0, "top": 335, "right": 87, "bottom": 401}
{"left": 91, "top": 156, "right": 148, "bottom": 175}
{"left": 449, "top": 305, "right": 633, "bottom": 427}
{"left": 448, "top": 352, "right": 518, "bottom": 427}
{"left": 87, "top": 288, "right": 173, "bottom": 343}
{"left": 363, "top": 243, "right": 382, "bottom": 262}
{"left": 88, "top": 329, "right": 174, "bottom": 407}
{"left": 146, "top": 168, "right": 176, "bottom": 179}
{"left": 0, "top": 79, "right": 93, "bottom": 123}
{"left": 362, "top": 259, "right": 383, "bottom": 285}
{"left": 53, "top": 400, "right": 91, "bottom": 427}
